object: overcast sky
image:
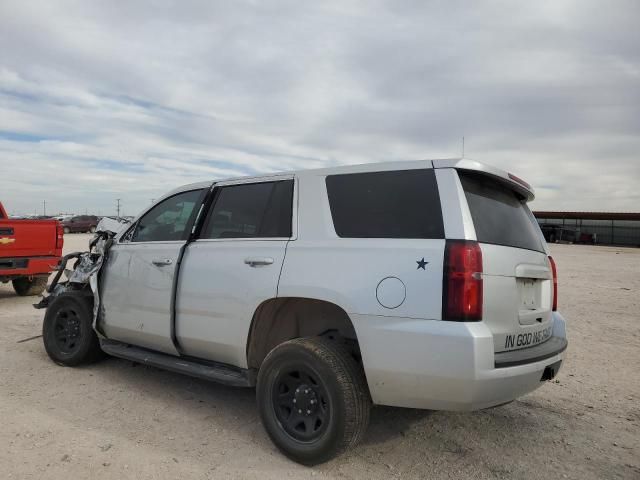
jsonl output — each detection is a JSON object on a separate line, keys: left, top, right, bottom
{"left": 1, "top": 1, "right": 638, "bottom": 216}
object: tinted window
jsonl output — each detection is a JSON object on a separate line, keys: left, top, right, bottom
{"left": 459, "top": 171, "right": 544, "bottom": 252}
{"left": 201, "top": 180, "right": 293, "bottom": 239}
{"left": 325, "top": 169, "right": 444, "bottom": 239}
{"left": 131, "top": 189, "right": 203, "bottom": 242}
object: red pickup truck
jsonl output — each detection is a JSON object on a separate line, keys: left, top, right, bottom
{"left": 0, "top": 201, "right": 63, "bottom": 296}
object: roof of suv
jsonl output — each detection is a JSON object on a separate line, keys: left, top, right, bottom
{"left": 169, "top": 157, "right": 535, "bottom": 202}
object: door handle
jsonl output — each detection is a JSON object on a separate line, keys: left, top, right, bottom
{"left": 152, "top": 258, "right": 173, "bottom": 266}
{"left": 244, "top": 257, "right": 274, "bottom": 267}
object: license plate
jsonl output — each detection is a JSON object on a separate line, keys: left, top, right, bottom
{"left": 521, "top": 280, "right": 536, "bottom": 308}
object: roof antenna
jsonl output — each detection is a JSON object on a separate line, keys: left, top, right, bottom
{"left": 462, "top": 136, "right": 465, "bottom": 158}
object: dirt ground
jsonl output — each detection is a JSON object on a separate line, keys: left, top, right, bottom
{"left": 1, "top": 234, "right": 638, "bottom": 479}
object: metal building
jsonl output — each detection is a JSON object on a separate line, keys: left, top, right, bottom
{"left": 533, "top": 212, "right": 640, "bottom": 247}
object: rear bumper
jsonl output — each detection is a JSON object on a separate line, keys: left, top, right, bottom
{"left": 0, "top": 256, "right": 59, "bottom": 279}
{"left": 351, "top": 311, "right": 568, "bottom": 411}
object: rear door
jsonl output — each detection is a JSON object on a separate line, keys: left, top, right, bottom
{"left": 176, "top": 176, "right": 295, "bottom": 367}
{"left": 100, "top": 188, "right": 205, "bottom": 355}
{"left": 457, "top": 171, "right": 554, "bottom": 353}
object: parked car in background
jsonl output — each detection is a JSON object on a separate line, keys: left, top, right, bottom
{"left": 0, "top": 201, "right": 63, "bottom": 296}
{"left": 40, "top": 158, "right": 567, "bottom": 464}
{"left": 62, "top": 215, "right": 100, "bottom": 234}
{"left": 540, "top": 225, "right": 577, "bottom": 244}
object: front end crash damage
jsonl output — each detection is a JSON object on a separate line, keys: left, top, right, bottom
{"left": 34, "top": 231, "right": 116, "bottom": 335}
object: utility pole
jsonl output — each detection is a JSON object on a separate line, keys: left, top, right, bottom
{"left": 43, "top": 200, "right": 46, "bottom": 216}
{"left": 116, "top": 198, "right": 121, "bottom": 219}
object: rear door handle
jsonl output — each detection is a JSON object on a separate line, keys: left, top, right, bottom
{"left": 152, "top": 258, "right": 173, "bottom": 266}
{"left": 244, "top": 257, "right": 274, "bottom": 267}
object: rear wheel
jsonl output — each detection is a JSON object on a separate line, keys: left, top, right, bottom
{"left": 12, "top": 276, "right": 48, "bottom": 296}
{"left": 42, "top": 291, "right": 105, "bottom": 366}
{"left": 257, "top": 337, "right": 371, "bottom": 465}
{"left": 89, "top": 226, "right": 96, "bottom": 233}
{"left": 63, "top": 227, "right": 70, "bottom": 234}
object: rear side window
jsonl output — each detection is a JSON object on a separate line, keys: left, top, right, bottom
{"left": 201, "top": 180, "right": 294, "bottom": 239}
{"left": 459, "top": 171, "right": 544, "bottom": 252}
{"left": 326, "top": 169, "right": 444, "bottom": 239}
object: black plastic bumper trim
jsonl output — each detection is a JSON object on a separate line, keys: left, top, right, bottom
{"left": 494, "top": 336, "right": 568, "bottom": 368}
{"left": 0, "top": 258, "right": 28, "bottom": 269}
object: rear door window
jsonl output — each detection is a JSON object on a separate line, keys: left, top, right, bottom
{"left": 201, "top": 180, "right": 294, "bottom": 239}
{"left": 325, "top": 169, "right": 444, "bottom": 239}
{"left": 459, "top": 171, "right": 544, "bottom": 252}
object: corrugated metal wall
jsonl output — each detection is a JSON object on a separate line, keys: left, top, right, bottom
{"left": 536, "top": 217, "right": 640, "bottom": 247}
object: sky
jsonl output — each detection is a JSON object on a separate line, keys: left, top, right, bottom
{"left": 1, "top": 0, "right": 639, "bottom": 216}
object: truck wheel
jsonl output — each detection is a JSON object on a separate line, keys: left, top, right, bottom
{"left": 63, "top": 227, "right": 70, "bottom": 234}
{"left": 42, "top": 291, "right": 105, "bottom": 366}
{"left": 257, "top": 337, "right": 371, "bottom": 465}
{"left": 12, "top": 276, "right": 48, "bottom": 296}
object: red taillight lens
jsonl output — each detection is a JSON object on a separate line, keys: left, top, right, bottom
{"left": 443, "top": 240, "right": 483, "bottom": 321}
{"left": 56, "top": 222, "right": 64, "bottom": 250}
{"left": 549, "top": 256, "right": 558, "bottom": 311}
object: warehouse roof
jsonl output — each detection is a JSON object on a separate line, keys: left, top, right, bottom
{"left": 533, "top": 211, "right": 640, "bottom": 221}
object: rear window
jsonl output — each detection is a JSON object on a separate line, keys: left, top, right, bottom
{"left": 325, "top": 169, "right": 444, "bottom": 239}
{"left": 459, "top": 171, "right": 544, "bottom": 252}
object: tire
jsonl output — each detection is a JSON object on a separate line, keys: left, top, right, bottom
{"left": 12, "top": 276, "right": 48, "bottom": 296}
{"left": 63, "top": 227, "right": 70, "bottom": 234}
{"left": 257, "top": 337, "right": 371, "bottom": 465}
{"left": 89, "top": 226, "right": 96, "bottom": 233}
{"left": 42, "top": 291, "right": 105, "bottom": 366}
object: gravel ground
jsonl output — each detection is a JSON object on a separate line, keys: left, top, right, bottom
{"left": 1, "top": 234, "right": 638, "bottom": 479}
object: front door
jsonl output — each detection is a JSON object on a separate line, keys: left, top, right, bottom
{"left": 100, "top": 188, "right": 205, "bottom": 355}
{"left": 176, "top": 176, "right": 295, "bottom": 367}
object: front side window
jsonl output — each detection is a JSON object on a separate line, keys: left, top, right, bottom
{"left": 201, "top": 180, "right": 293, "bottom": 239}
{"left": 130, "top": 189, "right": 203, "bottom": 242}
{"left": 326, "top": 169, "right": 444, "bottom": 239}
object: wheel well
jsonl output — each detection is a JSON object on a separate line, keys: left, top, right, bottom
{"left": 246, "top": 297, "right": 359, "bottom": 369}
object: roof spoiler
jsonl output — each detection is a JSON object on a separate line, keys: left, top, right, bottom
{"left": 432, "top": 158, "right": 535, "bottom": 202}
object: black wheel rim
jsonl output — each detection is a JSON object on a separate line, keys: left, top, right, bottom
{"left": 52, "top": 307, "right": 83, "bottom": 354}
{"left": 272, "top": 366, "right": 330, "bottom": 442}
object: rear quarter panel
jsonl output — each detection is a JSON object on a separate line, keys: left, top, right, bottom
{"left": 277, "top": 171, "right": 444, "bottom": 320}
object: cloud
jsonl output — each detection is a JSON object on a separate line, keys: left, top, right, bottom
{"left": 0, "top": 0, "right": 638, "bottom": 215}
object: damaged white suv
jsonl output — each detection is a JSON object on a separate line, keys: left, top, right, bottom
{"left": 39, "top": 158, "right": 567, "bottom": 464}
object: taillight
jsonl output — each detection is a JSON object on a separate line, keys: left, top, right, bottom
{"left": 442, "top": 240, "right": 483, "bottom": 321}
{"left": 56, "top": 222, "right": 64, "bottom": 250}
{"left": 549, "top": 256, "right": 558, "bottom": 311}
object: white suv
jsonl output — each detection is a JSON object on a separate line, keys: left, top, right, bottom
{"left": 41, "top": 158, "right": 567, "bottom": 464}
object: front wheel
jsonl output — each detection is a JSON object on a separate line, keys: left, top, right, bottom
{"left": 257, "top": 337, "right": 371, "bottom": 465}
{"left": 42, "top": 291, "right": 105, "bottom": 366}
{"left": 12, "top": 276, "right": 48, "bottom": 296}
